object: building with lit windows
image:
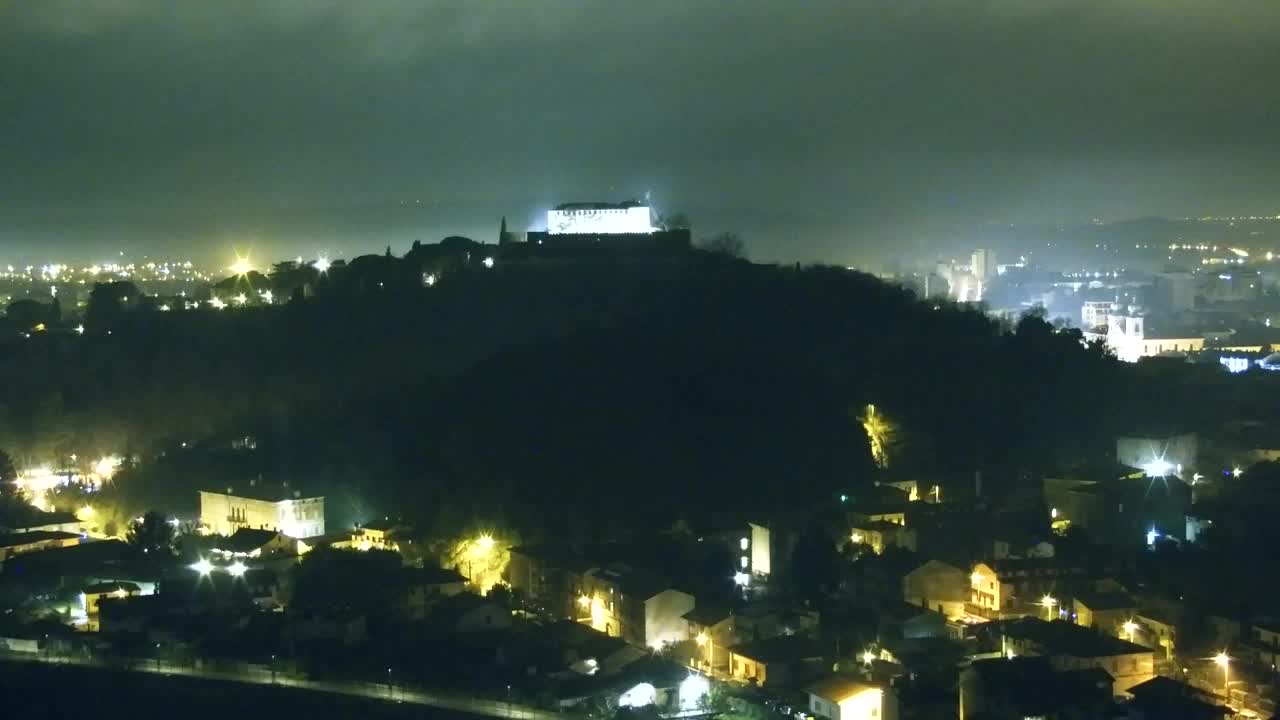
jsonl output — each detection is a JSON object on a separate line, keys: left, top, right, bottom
{"left": 1094, "top": 314, "right": 1205, "bottom": 362}
{"left": 903, "top": 559, "right": 968, "bottom": 618}
{"left": 547, "top": 201, "right": 654, "bottom": 235}
{"left": 807, "top": 675, "right": 898, "bottom": 720}
{"left": 986, "top": 618, "right": 1154, "bottom": 693}
{"left": 968, "top": 559, "right": 1089, "bottom": 619}
{"left": 575, "top": 564, "right": 693, "bottom": 649}
{"left": 198, "top": 486, "right": 324, "bottom": 538}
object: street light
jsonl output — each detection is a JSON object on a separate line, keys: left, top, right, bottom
{"left": 190, "top": 558, "right": 213, "bottom": 575}
{"left": 228, "top": 561, "right": 247, "bottom": 577}
{"left": 1122, "top": 620, "right": 1139, "bottom": 642}
{"left": 695, "top": 632, "right": 713, "bottom": 673}
{"left": 1040, "top": 594, "right": 1058, "bottom": 620}
{"left": 861, "top": 649, "right": 876, "bottom": 666}
{"left": 1214, "top": 652, "right": 1230, "bottom": 698}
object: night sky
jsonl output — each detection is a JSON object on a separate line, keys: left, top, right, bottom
{"left": 3, "top": 1, "right": 1279, "bottom": 266}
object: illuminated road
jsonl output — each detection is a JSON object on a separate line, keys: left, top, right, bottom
{"left": 3, "top": 653, "right": 557, "bottom": 720}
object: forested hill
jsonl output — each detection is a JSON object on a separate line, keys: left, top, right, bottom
{"left": 0, "top": 254, "right": 1243, "bottom": 536}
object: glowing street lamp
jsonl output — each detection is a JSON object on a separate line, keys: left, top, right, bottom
{"left": 861, "top": 649, "right": 876, "bottom": 666}
{"left": 475, "top": 534, "right": 495, "bottom": 553}
{"left": 1040, "top": 594, "right": 1058, "bottom": 620}
{"left": 190, "top": 558, "right": 213, "bottom": 575}
{"left": 1232, "top": 467, "right": 1243, "bottom": 478}
{"left": 1214, "top": 652, "right": 1231, "bottom": 697}
{"left": 578, "top": 594, "right": 591, "bottom": 609}
{"left": 1122, "top": 620, "right": 1139, "bottom": 642}
{"left": 228, "top": 561, "right": 247, "bottom": 577}
{"left": 314, "top": 256, "right": 331, "bottom": 273}
{"left": 233, "top": 293, "right": 248, "bottom": 306}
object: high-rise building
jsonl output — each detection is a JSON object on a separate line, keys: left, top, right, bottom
{"left": 971, "top": 249, "right": 995, "bottom": 281}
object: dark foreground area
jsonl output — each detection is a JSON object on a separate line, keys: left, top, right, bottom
{"left": 0, "top": 659, "right": 477, "bottom": 720}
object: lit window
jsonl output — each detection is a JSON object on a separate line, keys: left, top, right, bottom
{"left": 740, "top": 537, "right": 749, "bottom": 551}
{"left": 740, "top": 556, "right": 749, "bottom": 569}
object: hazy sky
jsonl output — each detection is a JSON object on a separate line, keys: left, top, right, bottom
{"left": 3, "top": 1, "right": 1279, "bottom": 266}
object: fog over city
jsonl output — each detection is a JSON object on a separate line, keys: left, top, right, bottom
{"left": 4, "top": 1, "right": 1280, "bottom": 265}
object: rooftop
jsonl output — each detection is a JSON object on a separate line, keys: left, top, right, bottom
{"left": 729, "top": 634, "right": 824, "bottom": 663}
{"left": 998, "top": 618, "right": 1150, "bottom": 658}
{"left": 805, "top": 675, "right": 880, "bottom": 704}
{"left": 967, "top": 657, "right": 1112, "bottom": 713}
{"left": 553, "top": 201, "right": 646, "bottom": 211}
{"left": 213, "top": 528, "right": 284, "bottom": 553}
{"left": 0, "top": 530, "right": 80, "bottom": 548}
{"left": 83, "top": 581, "right": 140, "bottom": 595}
{"left": 1073, "top": 591, "right": 1137, "bottom": 612}
{"left": 682, "top": 604, "right": 732, "bottom": 627}
{"left": 200, "top": 485, "right": 321, "bottom": 503}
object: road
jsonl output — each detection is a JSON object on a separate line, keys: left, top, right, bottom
{"left": 2, "top": 652, "right": 559, "bottom": 720}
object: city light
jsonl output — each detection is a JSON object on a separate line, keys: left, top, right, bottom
{"left": 971, "top": 571, "right": 983, "bottom": 585}
{"left": 229, "top": 255, "right": 253, "bottom": 276}
{"left": 1122, "top": 620, "right": 1138, "bottom": 641}
{"left": 76, "top": 505, "right": 95, "bottom": 522}
{"left": 733, "top": 572, "right": 750, "bottom": 587}
{"left": 260, "top": 289, "right": 273, "bottom": 304}
{"left": 233, "top": 293, "right": 248, "bottom": 306}
{"left": 424, "top": 273, "right": 437, "bottom": 287}
{"left": 314, "top": 256, "right": 331, "bottom": 273}
{"left": 475, "top": 534, "right": 495, "bottom": 553}
{"left": 1232, "top": 467, "right": 1243, "bottom": 478}
{"left": 190, "top": 559, "right": 213, "bottom": 575}
{"left": 861, "top": 404, "right": 894, "bottom": 468}
{"left": 861, "top": 649, "right": 876, "bottom": 665}
{"left": 1215, "top": 651, "right": 1231, "bottom": 696}
{"left": 209, "top": 297, "right": 226, "bottom": 310}
{"left": 678, "top": 674, "right": 710, "bottom": 711}
{"left": 578, "top": 594, "right": 591, "bottom": 608}
{"left": 1142, "top": 458, "right": 1174, "bottom": 478}
{"left": 482, "top": 256, "right": 495, "bottom": 268}
{"left": 695, "top": 632, "right": 707, "bottom": 646}
{"left": 94, "top": 455, "right": 122, "bottom": 480}
{"left": 1040, "top": 594, "right": 1057, "bottom": 619}
{"left": 228, "top": 561, "right": 247, "bottom": 577}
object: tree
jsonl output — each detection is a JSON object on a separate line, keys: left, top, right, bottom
{"left": 126, "top": 510, "right": 177, "bottom": 559}
{"left": 0, "top": 449, "right": 16, "bottom": 495}
{"left": 698, "top": 232, "right": 746, "bottom": 259}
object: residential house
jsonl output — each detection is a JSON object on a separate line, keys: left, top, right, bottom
{"left": 1135, "top": 609, "right": 1177, "bottom": 660}
{"left": 727, "top": 634, "right": 824, "bottom": 688}
{"left": 1246, "top": 618, "right": 1280, "bottom": 669}
{"left": 968, "top": 558, "right": 1089, "bottom": 619}
{"left": 1126, "top": 676, "right": 1231, "bottom": 720}
{"left": 1073, "top": 591, "right": 1137, "bottom": 633}
{"left": 902, "top": 559, "right": 967, "bottom": 618}
{"left": 1043, "top": 469, "right": 1189, "bottom": 549}
{"left": 80, "top": 581, "right": 141, "bottom": 631}
{"left": 401, "top": 566, "right": 468, "bottom": 620}
{"left": 351, "top": 518, "right": 405, "bottom": 552}
{"left": 959, "top": 657, "right": 1113, "bottom": 720}
{"left": 683, "top": 604, "right": 736, "bottom": 675}
{"left": 512, "top": 620, "right": 647, "bottom": 678}
{"left": 991, "top": 618, "right": 1155, "bottom": 693}
{"left": 0, "top": 531, "right": 80, "bottom": 563}
{"left": 735, "top": 601, "right": 820, "bottom": 643}
{"left": 425, "top": 592, "right": 511, "bottom": 633}
{"left": 880, "top": 602, "right": 948, "bottom": 641}
{"left": 211, "top": 528, "right": 294, "bottom": 558}
{"left": 3, "top": 510, "right": 84, "bottom": 535}
{"left": 576, "top": 564, "right": 694, "bottom": 649}
{"left": 850, "top": 521, "right": 916, "bottom": 555}
{"left": 807, "top": 674, "right": 898, "bottom": 720}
